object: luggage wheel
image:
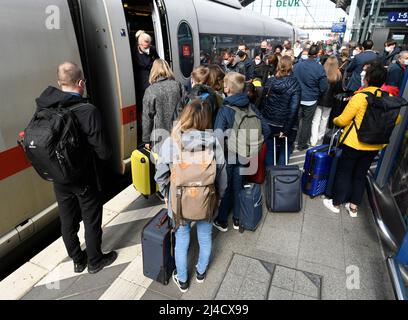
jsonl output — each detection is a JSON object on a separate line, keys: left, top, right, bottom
{"left": 239, "top": 225, "right": 244, "bottom": 233}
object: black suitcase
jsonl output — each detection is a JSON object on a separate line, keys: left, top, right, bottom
{"left": 141, "top": 209, "right": 175, "bottom": 285}
{"left": 325, "top": 128, "right": 343, "bottom": 199}
{"left": 266, "top": 136, "right": 302, "bottom": 212}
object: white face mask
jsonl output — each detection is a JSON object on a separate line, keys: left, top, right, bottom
{"left": 385, "top": 46, "right": 393, "bottom": 53}
{"left": 142, "top": 48, "right": 150, "bottom": 55}
{"left": 223, "top": 60, "right": 229, "bottom": 65}
{"left": 301, "top": 55, "right": 308, "bottom": 60}
{"left": 353, "top": 50, "right": 359, "bottom": 56}
{"left": 360, "top": 70, "right": 366, "bottom": 87}
{"left": 404, "top": 59, "right": 408, "bottom": 66}
{"left": 255, "top": 59, "right": 261, "bottom": 65}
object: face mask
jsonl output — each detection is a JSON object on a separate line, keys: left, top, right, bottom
{"left": 404, "top": 60, "right": 408, "bottom": 66}
{"left": 223, "top": 60, "right": 229, "bottom": 65}
{"left": 261, "top": 48, "right": 267, "bottom": 53}
{"left": 360, "top": 70, "right": 366, "bottom": 87}
{"left": 352, "top": 50, "right": 358, "bottom": 56}
{"left": 385, "top": 46, "right": 393, "bottom": 53}
{"left": 255, "top": 59, "right": 261, "bottom": 65}
{"left": 301, "top": 55, "right": 308, "bottom": 60}
{"left": 142, "top": 48, "right": 150, "bottom": 55}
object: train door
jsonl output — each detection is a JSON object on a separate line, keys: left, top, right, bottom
{"left": 163, "top": 0, "right": 199, "bottom": 82}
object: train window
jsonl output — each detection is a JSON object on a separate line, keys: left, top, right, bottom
{"left": 178, "top": 22, "right": 194, "bottom": 78}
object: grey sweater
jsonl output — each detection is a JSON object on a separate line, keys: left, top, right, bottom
{"left": 142, "top": 77, "right": 183, "bottom": 144}
{"left": 154, "top": 130, "right": 227, "bottom": 220}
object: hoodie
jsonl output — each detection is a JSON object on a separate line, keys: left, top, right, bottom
{"left": 261, "top": 74, "right": 301, "bottom": 135}
{"left": 35, "top": 86, "right": 111, "bottom": 162}
{"left": 154, "top": 130, "right": 227, "bottom": 220}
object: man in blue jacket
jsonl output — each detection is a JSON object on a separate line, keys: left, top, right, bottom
{"left": 293, "top": 45, "right": 328, "bottom": 151}
{"left": 345, "top": 39, "right": 378, "bottom": 92}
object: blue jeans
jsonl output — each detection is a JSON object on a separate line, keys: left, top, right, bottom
{"left": 265, "top": 135, "right": 294, "bottom": 166}
{"left": 175, "top": 220, "right": 213, "bottom": 283}
{"left": 216, "top": 164, "right": 243, "bottom": 224}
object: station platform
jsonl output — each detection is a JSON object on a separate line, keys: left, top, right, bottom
{"left": 0, "top": 149, "right": 395, "bottom": 300}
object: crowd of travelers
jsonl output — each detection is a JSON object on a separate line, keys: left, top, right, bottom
{"left": 26, "top": 29, "right": 407, "bottom": 294}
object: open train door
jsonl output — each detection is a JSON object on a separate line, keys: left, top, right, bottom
{"left": 162, "top": 0, "right": 199, "bottom": 82}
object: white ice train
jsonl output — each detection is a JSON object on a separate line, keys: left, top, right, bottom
{"left": 0, "top": 0, "right": 303, "bottom": 258}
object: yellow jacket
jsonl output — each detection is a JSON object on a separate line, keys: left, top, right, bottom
{"left": 334, "top": 86, "right": 400, "bottom": 151}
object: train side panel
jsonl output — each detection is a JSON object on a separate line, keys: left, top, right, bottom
{"left": 0, "top": 0, "right": 83, "bottom": 254}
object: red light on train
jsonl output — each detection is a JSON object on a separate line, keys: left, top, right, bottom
{"left": 182, "top": 45, "right": 191, "bottom": 57}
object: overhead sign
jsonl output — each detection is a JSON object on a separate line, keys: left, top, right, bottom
{"left": 331, "top": 22, "right": 346, "bottom": 33}
{"left": 276, "top": 0, "right": 301, "bottom": 7}
{"left": 388, "top": 12, "right": 408, "bottom": 24}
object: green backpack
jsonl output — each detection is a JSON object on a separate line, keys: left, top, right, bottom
{"left": 226, "top": 105, "right": 264, "bottom": 158}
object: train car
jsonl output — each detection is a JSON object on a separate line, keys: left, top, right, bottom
{"left": 0, "top": 0, "right": 295, "bottom": 260}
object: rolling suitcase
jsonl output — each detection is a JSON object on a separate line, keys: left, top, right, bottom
{"left": 239, "top": 183, "right": 263, "bottom": 233}
{"left": 302, "top": 145, "right": 333, "bottom": 198}
{"left": 131, "top": 147, "right": 158, "bottom": 197}
{"left": 265, "top": 136, "right": 302, "bottom": 212}
{"left": 141, "top": 209, "right": 175, "bottom": 285}
{"left": 325, "top": 129, "right": 343, "bottom": 199}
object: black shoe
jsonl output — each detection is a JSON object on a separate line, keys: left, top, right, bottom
{"left": 172, "top": 270, "right": 189, "bottom": 293}
{"left": 196, "top": 269, "right": 206, "bottom": 283}
{"left": 233, "top": 218, "right": 240, "bottom": 230}
{"left": 213, "top": 220, "right": 228, "bottom": 232}
{"left": 88, "top": 251, "right": 118, "bottom": 274}
{"left": 73, "top": 252, "right": 87, "bottom": 273}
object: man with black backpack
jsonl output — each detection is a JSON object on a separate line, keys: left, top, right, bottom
{"left": 24, "top": 62, "right": 116, "bottom": 274}
{"left": 323, "top": 61, "right": 406, "bottom": 218}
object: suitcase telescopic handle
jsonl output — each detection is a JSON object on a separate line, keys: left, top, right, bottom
{"left": 157, "top": 213, "right": 169, "bottom": 228}
{"left": 273, "top": 135, "right": 288, "bottom": 166}
{"left": 328, "top": 127, "right": 343, "bottom": 155}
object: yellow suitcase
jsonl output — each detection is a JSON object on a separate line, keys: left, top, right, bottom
{"left": 131, "top": 148, "right": 158, "bottom": 197}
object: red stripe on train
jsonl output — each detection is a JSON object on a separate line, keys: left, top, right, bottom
{"left": 0, "top": 146, "right": 31, "bottom": 181}
{"left": 122, "top": 105, "right": 137, "bottom": 125}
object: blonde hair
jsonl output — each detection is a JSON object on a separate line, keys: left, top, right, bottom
{"left": 191, "top": 66, "right": 210, "bottom": 85}
{"left": 223, "top": 72, "right": 245, "bottom": 94}
{"left": 149, "top": 59, "right": 174, "bottom": 84}
{"left": 324, "top": 56, "right": 342, "bottom": 83}
{"left": 275, "top": 56, "right": 293, "bottom": 78}
{"left": 171, "top": 99, "right": 212, "bottom": 142}
{"left": 136, "top": 30, "right": 151, "bottom": 45}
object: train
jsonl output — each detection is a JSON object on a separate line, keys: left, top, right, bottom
{"left": 0, "top": 0, "right": 307, "bottom": 259}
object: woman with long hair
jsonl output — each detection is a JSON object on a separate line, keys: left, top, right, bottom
{"left": 142, "top": 59, "right": 183, "bottom": 149}
{"left": 261, "top": 55, "right": 301, "bottom": 165}
{"left": 155, "top": 99, "right": 227, "bottom": 292}
{"left": 310, "top": 56, "right": 343, "bottom": 146}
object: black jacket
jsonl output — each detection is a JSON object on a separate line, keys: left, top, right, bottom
{"left": 133, "top": 46, "right": 159, "bottom": 92}
{"left": 35, "top": 86, "right": 111, "bottom": 162}
{"left": 386, "top": 62, "right": 406, "bottom": 88}
{"left": 318, "top": 79, "right": 343, "bottom": 108}
{"left": 383, "top": 47, "right": 401, "bottom": 67}
{"left": 261, "top": 74, "right": 301, "bottom": 135}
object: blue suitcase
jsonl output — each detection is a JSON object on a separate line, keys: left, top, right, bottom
{"left": 141, "top": 209, "right": 175, "bottom": 285}
{"left": 239, "top": 183, "right": 263, "bottom": 232}
{"left": 302, "top": 145, "right": 333, "bottom": 197}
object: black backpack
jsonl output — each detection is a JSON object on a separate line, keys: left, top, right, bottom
{"left": 353, "top": 90, "right": 407, "bottom": 145}
{"left": 23, "top": 103, "right": 90, "bottom": 184}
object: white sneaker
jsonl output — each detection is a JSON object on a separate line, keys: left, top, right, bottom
{"left": 345, "top": 203, "right": 358, "bottom": 218}
{"left": 323, "top": 199, "right": 340, "bottom": 214}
